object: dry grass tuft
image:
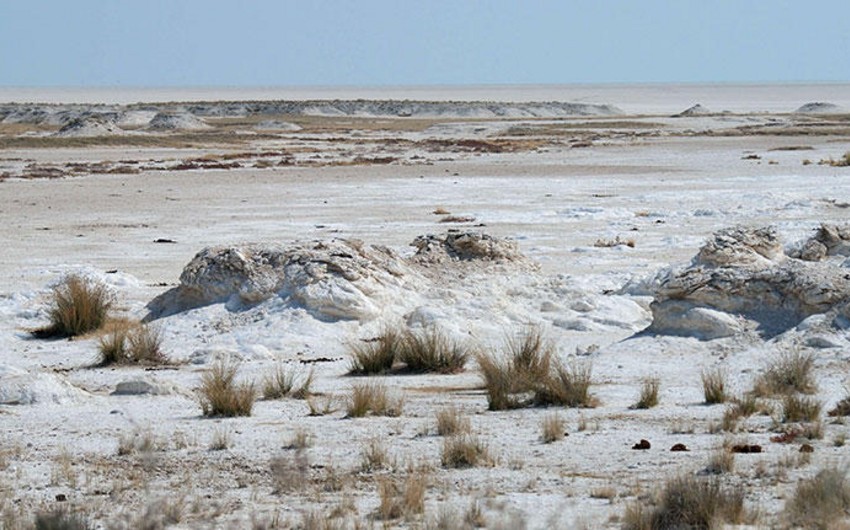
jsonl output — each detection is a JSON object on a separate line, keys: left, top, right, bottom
{"left": 34, "top": 509, "right": 89, "bottom": 530}
{"left": 270, "top": 450, "right": 310, "bottom": 495}
{"left": 784, "top": 468, "right": 850, "bottom": 529}
{"left": 753, "top": 350, "right": 817, "bottom": 396}
{"left": 345, "top": 382, "right": 403, "bottom": 418}
{"left": 348, "top": 327, "right": 404, "bottom": 375}
{"left": 441, "top": 435, "right": 493, "bottom": 469}
{"left": 540, "top": 413, "right": 566, "bottom": 443}
{"left": 360, "top": 438, "right": 390, "bottom": 472}
{"left": 704, "top": 448, "right": 735, "bottom": 475}
{"left": 398, "top": 327, "right": 470, "bottom": 374}
{"left": 378, "top": 473, "right": 427, "bottom": 521}
{"left": 198, "top": 363, "right": 255, "bottom": 417}
{"left": 632, "top": 378, "right": 660, "bottom": 409}
{"left": 622, "top": 475, "right": 746, "bottom": 530}
{"left": 262, "top": 363, "right": 313, "bottom": 400}
{"left": 701, "top": 368, "right": 727, "bottom": 404}
{"left": 782, "top": 394, "right": 822, "bottom": 423}
{"left": 209, "top": 427, "right": 231, "bottom": 451}
{"left": 828, "top": 394, "right": 850, "bottom": 417}
{"left": 33, "top": 275, "right": 112, "bottom": 338}
{"left": 435, "top": 406, "right": 471, "bottom": 436}
{"left": 98, "top": 322, "right": 166, "bottom": 365}
{"left": 478, "top": 327, "right": 594, "bottom": 410}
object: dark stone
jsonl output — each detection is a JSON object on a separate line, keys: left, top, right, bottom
{"left": 632, "top": 439, "right": 651, "bottom": 450}
{"left": 731, "top": 444, "right": 763, "bottom": 454}
{"left": 670, "top": 443, "right": 689, "bottom": 452}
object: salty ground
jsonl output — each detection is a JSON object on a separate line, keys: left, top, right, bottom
{"left": 1, "top": 84, "right": 850, "bottom": 529}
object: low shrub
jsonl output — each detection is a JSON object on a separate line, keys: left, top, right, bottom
{"left": 632, "top": 378, "right": 660, "bottom": 409}
{"left": 784, "top": 468, "right": 850, "bottom": 529}
{"left": 33, "top": 275, "right": 112, "bottom": 338}
{"left": 345, "top": 382, "right": 403, "bottom": 418}
{"left": 701, "top": 368, "right": 727, "bottom": 404}
{"left": 622, "top": 475, "right": 746, "bottom": 530}
{"left": 348, "top": 327, "right": 403, "bottom": 375}
{"left": 198, "top": 363, "right": 255, "bottom": 417}
{"left": 441, "top": 435, "right": 493, "bottom": 469}
{"left": 540, "top": 413, "right": 566, "bottom": 444}
{"left": 753, "top": 351, "right": 816, "bottom": 396}
{"left": 98, "top": 322, "right": 166, "bottom": 365}
{"left": 534, "top": 360, "right": 594, "bottom": 408}
{"left": 377, "top": 473, "right": 427, "bottom": 520}
{"left": 435, "top": 406, "right": 471, "bottom": 436}
{"left": 782, "top": 394, "right": 822, "bottom": 423}
{"left": 262, "top": 363, "right": 313, "bottom": 400}
{"left": 398, "top": 327, "right": 469, "bottom": 374}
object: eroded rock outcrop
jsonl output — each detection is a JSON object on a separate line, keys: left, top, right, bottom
{"left": 150, "top": 239, "right": 417, "bottom": 321}
{"left": 649, "top": 225, "right": 850, "bottom": 339}
{"left": 411, "top": 231, "right": 529, "bottom": 265}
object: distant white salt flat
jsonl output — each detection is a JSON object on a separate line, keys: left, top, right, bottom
{"left": 2, "top": 83, "right": 850, "bottom": 114}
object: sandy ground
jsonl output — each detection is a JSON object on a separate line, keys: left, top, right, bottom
{"left": 2, "top": 89, "right": 850, "bottom": 529}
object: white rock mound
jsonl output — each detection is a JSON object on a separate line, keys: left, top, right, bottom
{"left": 54, "top": 116, "right": 124, "bottom": 137}
{"left": 648, "top": 225, "right": 850, "bottom": 339}
{"left": 0, "top": 365, "right": 88, "bottom": 405}
{"left": 146, "top": 111, "right": 210, "bottom": 131}
{"left": 795, "top": 102, "right": 843, "bottom": 114}
{"left": 149, "top": 239, "right": 421, "bottom": 321}
{"left": 411, "top": 231, "right": 530, "bottom": 265}
{"left": 673, "top": 103, "right": 712, "bottom": 117}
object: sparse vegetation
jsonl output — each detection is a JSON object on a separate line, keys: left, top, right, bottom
{"left": 198, "top": 363, "right": 256, "bottom": 417}
{"left": 820, "top": 152, "right": 850, "bottom": 167}
{"left": 704, "top": 448, "right": 735, "bottom": 475}
{"left": 594, "top": 236, "right": 635, "bottom": 248}
{"left": 270, "top": 450, "right": 310, "bottom": 495}
{"left": 622, "top": 475, "right": 746, "bottom": 530}
{"left": 784, "top": 468, "right": 850, "bottom": 529}
{"left": 33, "top": 275, "right": 112, "bottom": 338}
{"left": 701, "top": 368, "right": 727, "bottom": 404}
{"left": 540, "top": 413, "right": 566, "bottom": 443}
{"left": 753, "top": 350, "right": 816, "bottom": 396}
{"left": 632, "top": 378, "right": 660, "bottom": 409}
{"left": 287, "top": 428, "right": 311, "bottom": 450}
{"left": 377, "top": 473, "right": 427, "bottom": 520}
{"left": 345, "top": 382, "right": 403, "bottom": 418}
{"left": 34, "top": 509, "right": 89, "bottom": 530}
{"left": 209, "top": 427, "right": 231, "bottom": 451}
{"left": 262, "top": 363, "right": 313, "bottom": 400}
{"left": 478, "top": 327, "right": 594, "bottom": 410}
{"left": 117, "top": 428, "right": 159, "bottom": 455}
{"left": 435, "top": 406, "right": 471, "bottom": 436}
{"left": 828, "top": 394, "right": 850, "bottom": 417}
{"left": 347, "top": 327, "right": 403, "bottom": 375}
{"left": 98, "top": 322, "right": 166, "bottom": 365}
{"left": 782, "top": 394, "right": 822, "bottom": 423}
{"left": 360, "top": 438, "right": 390, "bottom": 472}
{"left": 441, "top": 435, "right": 493, "bottom": 469}
{"left": 398, "top": 327, "right": 470, "bottom": 374}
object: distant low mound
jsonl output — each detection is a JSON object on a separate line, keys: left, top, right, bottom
{"left": 795, "top": 102, "right": 843, "bottom": 114}
{"left": 54, "top": 115, "right": 124, "bottom": 137}
{"left": 673, "top": 103, "right": 712, "bottom": 117}
{"left": 145, "top": 111, "right": 211, "bottom": 131}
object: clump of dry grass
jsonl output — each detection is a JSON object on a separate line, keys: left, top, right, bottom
{"left": 377, "top": 473, "right": 427, "bottom": 521}
{"left": 478, "top": 327, "right": 594, "bottom": 410}
{"left": 782, "top": 394, "right": 822, "bottom": 423}
{"left": 435, "top": 406, "right": 471, "bottom": 436}
{"left": 398, "top": 327, "right": 470, "bottom": 374}
{"left": 820, "top": 152, "right": 850, "bottom": 167}
{"left": 828, "top": 393, "right": 850, "bottom": 417}
{"left": 34, "top": 509, "right": 89, "bottom": 530}
{"left": 594, "top": 236, "right": 635, "bottom": 248}
{"left": 534, "top": 360, "right": 594, "bottom": 408}
{"left": 632, "top": 378, "right": 660, "bottom": 409}
{"left": 348, "top": 327, "right": 404, "bottom": 375}
{"left": 33, "top": 275, "right": 112, "bottom": 338}
{"left": 345, "top": 382, "right": 403, "bottom": 418}
{"left": 701, "top": 368, "right": 727, "bottom": 404}
{"left": 262, "top": 363, "right": 313, "bottom": 400}
{"left": 286, "top": 428, "right": 311, "bottom": 450}
{"left": 360, "top": 438, "right": 390, "bottom": 472}
{"left": 209, "top": 427, "right": 231, "bottom": 451}
{"left": 270, "top": 450, "right": 310, "bottom": 495}
{"left": 98, "top": 322, "right": 166, "bottom": 365}
{"left": 622, "top": 475, "right": 746, "bottom": 530}
{"left": 784, "top": 468, "right": 850, "bottom": 529}
{"left": 704, "top": 448, "right": 735, "bottom": 475}
{"left": 117, "top": 428, "right": 160, "bottom": 456}
{"left": 198, "top": 363, "right": 255, "bottom": 417}
{"left": 441, "top": 434, "right": 493, "bottom": 469}
{"left": 540, "top": 413, "right": 566, "bottom": 443}
{"left": 752, "top": 350, "right": 816, "bottom": 396}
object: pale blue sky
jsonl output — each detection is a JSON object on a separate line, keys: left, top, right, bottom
{"left": 1, "top": 0, "right": 848, "bottom": 87}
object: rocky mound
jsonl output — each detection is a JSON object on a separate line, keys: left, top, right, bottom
{"left": 648, "top": 225, "right": 850, "bottom": 339}
{"left": 146, "top": 111, "right": 210, "bottom": 131}
{"left": 54, "top": 115, "right": 124, "bottom": 137}
{"left": 148, "top": 239, "right": 420, "bottom": 321}
{"left": 791, "top": 224, "right": 850, "bottom": 261}
{"left": 795, "top": 102, "right": 843, "bottom": 114}
{"left": 0, "top": 365, "right": 88, "bottom": 405}
{"left": 410, "top": 231, "right": 529, "bottom": 265}
{"left": 673, "top": 103, "right": 712, "bottom": 117}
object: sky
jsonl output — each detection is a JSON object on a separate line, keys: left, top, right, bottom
{"left": 1, "top": 0, "right": 848, "bottom": 87}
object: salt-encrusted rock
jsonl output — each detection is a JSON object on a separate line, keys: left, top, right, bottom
{"left": 145, "top": 111, "right": 210, "bottom": 131}
{"left": 0, "top": 365, "right": 87, "bottom": 405}
{"left": 149, "top": 239, "right": 419, "bottom": 321}
{"left": 800, "top": 224, "right": 850, "bottom": 260}
{"left": 54, "top": 116, "right": 124, "bottom": 137}
{"left": 673, "top": 103, "right": 712, "bottom": 117}
{"left": 795, "top": 102, "right": 842, "bottom": 114}
{"left": 648, "top": 225, "right": 850, "bottom": 338}
{"left": 411, "top": 231, "right": 528, "bottom": 264}
{"left": 112, "top": 379, "right": 171, "bottom": 396}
